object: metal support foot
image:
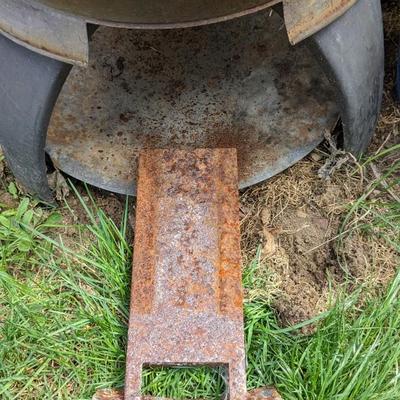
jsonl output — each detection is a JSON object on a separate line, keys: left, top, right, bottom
{"left": 0, "top": 34, "right": 71, "bottom": 201}
{"left": 307, "top": 0, "right": 384, "bottom": 155}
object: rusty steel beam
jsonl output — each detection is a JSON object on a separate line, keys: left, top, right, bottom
{"left": 119, "top": 148, "right": 280, "bottom": 400}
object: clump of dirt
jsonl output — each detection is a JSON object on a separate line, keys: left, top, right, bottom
{"left": 340, "top": 233, "right": 399, "bottom": 288}
{"left": 267, "top": 206, "right": 336, "bottom": 324}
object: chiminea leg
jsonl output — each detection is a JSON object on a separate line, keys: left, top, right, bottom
{"left": 307, "top": 0, "right": 384, "bottom": 155}
{"left": 0, "top": 34, "right": 71, "bottom": 201}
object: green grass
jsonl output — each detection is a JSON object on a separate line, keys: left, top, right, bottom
{"left": 340, "top": 144, "right": 400, "bottom": 252}
{"left": 0, "top": 146, "right": 399, "bottom": 399}
{"left": 0, "top": 194, "right": 131, "bottom": 399}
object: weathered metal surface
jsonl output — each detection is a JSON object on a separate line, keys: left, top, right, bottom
{"left": 37, "top": 0, "right": 279, "bottom": 29}
{"left": 46, "top": 10, "right": 338, "bottom": 195}
{"left": 88, "top": 153, "right": 287, "bottom": 399}
{"left": 0, "top": 0, "right": 88, "bottom": 65}
{"left": 283, "top": 0, "right": 357, "bottom": 44}
{"left": 92, "top": 387, "right": 282, "bottom": 400}
{"left": 123, "top": 148, "right": 282, "bottom": 400}
{"left": 0, "top": 0, "right": 356, "bottom": 65}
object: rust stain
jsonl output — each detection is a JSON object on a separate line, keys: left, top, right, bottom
{"left": 130, "top": 153, "right": 157, "bottom": 314}
{"left": 47, "top": 15, "right": 338, "bottom": 195}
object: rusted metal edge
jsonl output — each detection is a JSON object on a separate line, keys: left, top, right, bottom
{"left": 118, "top": 149, "right": 284, "bottom": 400}
{"left": 46, "top": 11, "right": 338, "bottom": 195}
{"left": 92, "top": 387, "right": 282, "bottom": 400}
{"left": 0, "top": 0, "right": 278, "bottom": 66}
{"left": 31, "top": 0, "right": 280, "bottom": 30}
{"left": 283, "top": 0, "right": 358, "bottom": 45}
{"left": 77, "top": 1, "right": 280, "bottom": 30}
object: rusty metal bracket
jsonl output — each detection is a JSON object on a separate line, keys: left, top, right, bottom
{"left": 94, "top": 149, "right": 281, "bottom": 399}
{"left": 127, "top": 148, "right": 248, "bottom": 399}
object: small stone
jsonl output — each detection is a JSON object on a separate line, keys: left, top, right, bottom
{"left": 92, "top": 389, "right": 124, "bottom": 400}
{"left": 262, "top": 228, "right": 278, "bottom": 257}
{"left": 0, "top": 192, "right": 18, "bottom": 209}
{"left": 48, "top": 170, "right": 70, "bottom": 201}
{"left": 248, "top": 386, "right": 283, "bottom": 400}
{"left": 310, "top": 152, "right": 323, "bottom": 162}
{"left": 261, "top": 207, "right": 271, "bottom": 225}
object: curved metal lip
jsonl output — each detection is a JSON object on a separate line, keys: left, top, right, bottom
{"left": 35, "top": 0, "right": 280, "bottom": 29}
{"left": 0, "top": 0, "right": 358, "bottom": 66}
{"left": 283, "top": 0, "right": 357, "bottom": 44}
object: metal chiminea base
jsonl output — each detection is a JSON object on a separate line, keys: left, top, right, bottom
{"left": 46, "top": 11, "right": 338, "bottom": 195}
{"left": 0, "top": 0, "right": 384, "bottom": 201}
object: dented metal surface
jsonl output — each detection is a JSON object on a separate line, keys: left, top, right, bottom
{"left": 126, "top": 148, "right": 246, "bottom": 399}
{"left": 46, "top": 10, "right": 338, "bottom": 195}
{"left": 0, "top": 0, "right": 357, "bottom": 65}
{"left": 283, "top": 0, "right": 357, "bottom": 44}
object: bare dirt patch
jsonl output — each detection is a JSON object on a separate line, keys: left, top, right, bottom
{"left": 241, "top": 158, "right": 353, "bottom": 326}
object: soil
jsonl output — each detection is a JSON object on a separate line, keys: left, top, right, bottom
{"left": 0, "top": 2, "right": 399, "bottom": 328}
